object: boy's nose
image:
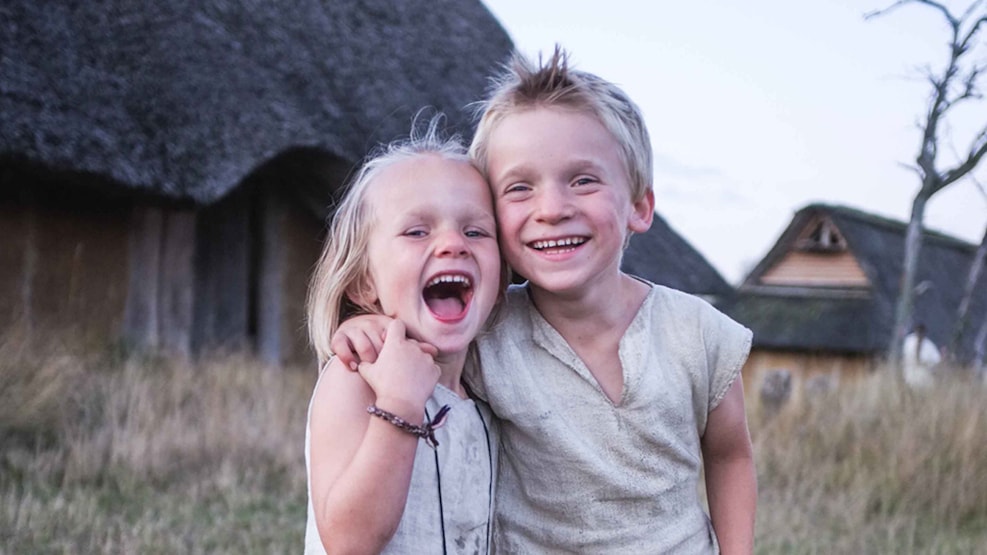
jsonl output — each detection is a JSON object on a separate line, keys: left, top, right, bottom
{"left": 534, "top": 186, "right": 575, "bottom": 223}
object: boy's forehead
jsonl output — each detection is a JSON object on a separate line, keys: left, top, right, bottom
{"left": 492, "top": 104, "right": 601, "bottom": 130}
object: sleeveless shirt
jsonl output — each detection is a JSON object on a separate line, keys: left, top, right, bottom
{"left": 304, "top": 376, "right": 496, "bottom": 554}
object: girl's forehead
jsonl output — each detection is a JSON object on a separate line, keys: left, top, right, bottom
{"left": 366, "top": 158, "right": 493, "bottom": 217}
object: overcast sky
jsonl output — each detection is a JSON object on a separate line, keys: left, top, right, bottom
{"left": 481, "top": 0, "right": 987, "bottom": 283}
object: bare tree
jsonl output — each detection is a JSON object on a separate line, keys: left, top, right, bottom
{"left": 948, "top": 178, "right": 987, "bottom": 360}
{"left": 866, "top": 0, "right": 987, "bottom": 364}
{"left": 949, "top": 227, "right": 987, "bottom": 358}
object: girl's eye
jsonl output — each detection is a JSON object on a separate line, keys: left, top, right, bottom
{"left": 403, "top": 229, "right": 427, "bottom": 237}
{"left": 465, "top": 228, "right": 491, "bottom": 238}
{"left": 574, "top": 176, "right": 597, "bottom": 186}
{"left": 503, "top": 182, "right": 531, "bottom": 195}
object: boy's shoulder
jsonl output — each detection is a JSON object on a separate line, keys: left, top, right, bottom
{"left": 641, "top": 281, "right": 719, "bottom": 316}
{"left": 499, "top": 280, "right": 720, "bottom": 317}
{"left": 492, "top": 284, "right": 534, "bottom": 330}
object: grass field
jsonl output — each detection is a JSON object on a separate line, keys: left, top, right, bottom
{"left": 2, "top": 332, "right": 985, "bottom": 553}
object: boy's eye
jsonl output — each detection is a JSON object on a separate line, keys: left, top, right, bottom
{"left": 403, "top": 229, "right": 427, "bottom": 237}
{"left": 573, "top": 176, "right": 597, "bottom": 186}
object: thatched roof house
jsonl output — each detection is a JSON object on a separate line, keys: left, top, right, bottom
{"left": 721, "top": 203, "right": 987, "bottom": 397}
{"left": 0, "top": 0, "right": 513, "bottom": 364}
{"left": 622, "top": 211, "right": 733, "bottom": 300}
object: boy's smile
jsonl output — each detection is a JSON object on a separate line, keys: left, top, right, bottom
{"left": 484, "top": 106, "right": 653, "bottom": 297}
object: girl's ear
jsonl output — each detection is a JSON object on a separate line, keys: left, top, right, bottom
{"left": 346, "top": 274, "right": 378, "bottom": 309}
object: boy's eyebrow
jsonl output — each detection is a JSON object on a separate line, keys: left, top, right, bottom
{"left": 493, "top": 159, "right": 608, "bottom": 184}
{"left": 490, "top": 163, "right": 529, "bottom": 184}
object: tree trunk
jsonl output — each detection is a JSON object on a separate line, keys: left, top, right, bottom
{"left": 973, "top": 310, "right": 987, "bottom": 369}
{"left": 949, "top": 225, "right": 987, "bottom": 361}
{"left": 889, "top": 193, "right": 929, "bottom": 364}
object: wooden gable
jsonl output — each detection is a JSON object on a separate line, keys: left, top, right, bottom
{"left": 759, "top": 215, "right": 870, "bottom": 289}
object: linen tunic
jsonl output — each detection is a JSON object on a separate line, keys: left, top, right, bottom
{"left": 304, "top": 376, "right": 496, "bottom": 555}
{"left": 465, "top": 283, "right": 752, "bottom": 554}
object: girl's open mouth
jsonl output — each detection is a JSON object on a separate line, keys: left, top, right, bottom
{"left": 423, "top": 273, "right": 474, "bottom": 321}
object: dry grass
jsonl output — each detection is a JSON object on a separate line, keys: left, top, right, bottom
{"left": 2, "top": 330, "right": 985, "bottom": 553}
{"left": 752, "top": 367, "right": 987, "bottom": 553}
{"left": 0, "top": 332, "right": 316, "bottom": 554}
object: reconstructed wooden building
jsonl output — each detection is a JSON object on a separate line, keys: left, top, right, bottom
{"left": 722, "top": 203, "right": 987, "bottom": 401}
{"left": 0, "top": 0, "right": 513, "bottom": 365}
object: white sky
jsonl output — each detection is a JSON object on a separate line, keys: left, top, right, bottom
{"left": 481, "top": 0, "right": 987, "bottom": 283}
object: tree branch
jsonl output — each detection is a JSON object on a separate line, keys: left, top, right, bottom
{"left": 865, "top": 0, "right": 958, "bottom": 23}
{"left": 864, "top": 0, "right": 956, "bottom": 24}
{"left": 943, "top": 125, "right": 987, "bottom": 186}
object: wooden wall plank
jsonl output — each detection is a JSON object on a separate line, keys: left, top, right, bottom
{"left": 159, "top": 210, "right": 196, "bottom": 356}
{"left": 123, "top": 205, "right": 162, "bottom": 348}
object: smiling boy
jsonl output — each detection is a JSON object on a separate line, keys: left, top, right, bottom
{"left": 463, "top": 48, "right": 756, "bottom": 553}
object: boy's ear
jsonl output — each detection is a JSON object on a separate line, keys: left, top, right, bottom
{"left": 628, "top": 189, "right": 655, "bottom": 233}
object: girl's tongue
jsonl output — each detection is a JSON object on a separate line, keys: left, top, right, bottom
{"left": 424, "top": 281, "right": 468, "bottom": 319}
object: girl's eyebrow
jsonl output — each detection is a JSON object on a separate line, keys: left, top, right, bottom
{"left": 395, "top": 205, "right": 495, "bottom": 225}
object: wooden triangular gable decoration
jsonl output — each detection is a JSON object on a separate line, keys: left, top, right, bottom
{"left": 758, "top": 214, "right": 870, "bottom": 289}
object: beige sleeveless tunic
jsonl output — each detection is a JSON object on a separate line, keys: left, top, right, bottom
{"left": 466, "top": 283, "right": 752, "bottom": 554}
{"left": 304, "top": 378, "right": 496, "bottom": 554}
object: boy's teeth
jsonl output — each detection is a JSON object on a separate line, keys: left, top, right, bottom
{"left": 532, "top": 238, "right": 583, "bottom": 249}
{"left": 426, "top": 274, "right": 471, "bottom": 288}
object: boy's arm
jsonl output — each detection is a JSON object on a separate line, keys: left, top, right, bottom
{"left": 331, "top": 314, "right": 436, "bottom": 370}
{"left": 310, "top": 320, "right": 439, "bottom": 553}
{"left": 330, "top": 314, "right": 390, "bottom": 369}
{"left": 701, "top": 378, "right": 756, "bottom": 555}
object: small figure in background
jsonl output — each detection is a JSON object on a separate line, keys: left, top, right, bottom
{"left": 902, "top": 322, "right": 941, "bottom": 389}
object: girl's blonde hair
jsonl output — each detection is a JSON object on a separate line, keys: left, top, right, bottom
{"left": 306, "top": 117, "right": 477, "bottom": 366}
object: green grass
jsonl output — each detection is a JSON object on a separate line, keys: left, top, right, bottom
{"left": 1, "top": 331, "right": 985, "bottom": 553}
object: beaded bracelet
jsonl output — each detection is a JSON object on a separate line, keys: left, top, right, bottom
{"left": 367, "top": 404, "right": 451, "bottom": 448}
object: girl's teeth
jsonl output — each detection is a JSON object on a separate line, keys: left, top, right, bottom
{"left": 426, "top": 275, "right": 471, "bottom": 287}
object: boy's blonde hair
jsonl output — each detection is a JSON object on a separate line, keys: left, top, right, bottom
{"left": 469, "top": 46, "right": 653, "bottom": 202}
{"left": 306, "top": 117, "right": 472, "bottom": 366}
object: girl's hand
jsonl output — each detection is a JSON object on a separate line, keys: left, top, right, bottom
{"left": 358, "top": 320, "right": 440, "bottom": 415}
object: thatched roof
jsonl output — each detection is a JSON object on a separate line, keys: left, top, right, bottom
{"left": 0, "top": 0, "right": 512, "bottom": 205}
{"left": 622, "top": 211, "right": 733, "bottom": 298}
{"left": 722, "top": 203, "right": 987, "bottom": 360}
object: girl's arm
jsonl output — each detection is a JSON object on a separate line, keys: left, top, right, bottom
{"left": 309, "top": 320, "right": 440, "bottom": 554}
{"left": 701, "top": 378, "right": 757, "bottom": 555}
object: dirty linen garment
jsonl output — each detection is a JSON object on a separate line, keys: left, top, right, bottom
{"left": 304, "top": 375, "right": 497, "bottom": 555}
{"left": 465, "top": 283, "right": 752, "bottom": 554}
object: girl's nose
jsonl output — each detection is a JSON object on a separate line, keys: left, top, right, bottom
{"left": 435, "top": 229, "right": 470, "bottom": 257}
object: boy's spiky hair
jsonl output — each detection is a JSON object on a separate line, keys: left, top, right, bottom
{"left": 469, "top": 46, "right": 653, "bottom": 202}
